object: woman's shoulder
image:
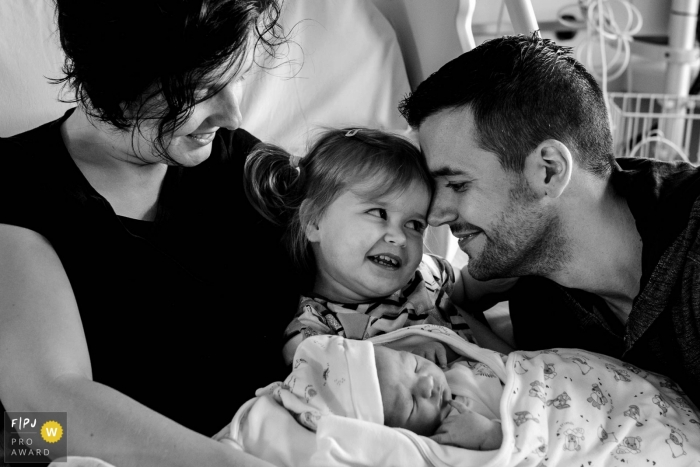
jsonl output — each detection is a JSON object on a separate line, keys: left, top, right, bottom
{"left": 1, "top": 112, "right": 73, "bottom": 174}
{"left": 0, "top": 112, "right": 89, "bottom": 233}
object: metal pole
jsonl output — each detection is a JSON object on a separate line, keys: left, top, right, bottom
{"left": 662, "top": 0, "right": 699, "bottom": 161}
{"left": 665, "top": 0, "right": 699, "bottom": 96}
{"left": 456, "top": 0, "right": 477, "bottom": 52}
{"left": 504, "top": 0, "right": 540, "bottom": 36}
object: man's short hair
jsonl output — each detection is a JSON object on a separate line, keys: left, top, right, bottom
{"left": 399, "top": 34, "right": 615, "bottom": 178}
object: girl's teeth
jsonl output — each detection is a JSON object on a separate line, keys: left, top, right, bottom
{"left": 374, "top": 255, "right": 399, "bottom": 267}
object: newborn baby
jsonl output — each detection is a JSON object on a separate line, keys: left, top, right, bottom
{"left": 226, "top": 332, "right": 700, "bottom": 467}
{"left": 256, "top": 334, "right": 503, "bottom": 451}
{"left": 374, "top": 346, "right": 503, "bottom": 450}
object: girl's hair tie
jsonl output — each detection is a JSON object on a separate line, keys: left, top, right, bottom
{"left": 289, "top": 155, "right": 302, "bottom": 173}
{"left": 345, "top": 129, "right": 360, "bottom": 137}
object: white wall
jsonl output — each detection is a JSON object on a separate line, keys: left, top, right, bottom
{"left": 371, "top": 0, "right": 464, "bottom": 90}
{"left": 0, "top": 1, "right": 73, "bottom": 137}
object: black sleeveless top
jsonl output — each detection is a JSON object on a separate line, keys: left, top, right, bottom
{"left": 0, "top": 109, "right": 304, "bottom": 435}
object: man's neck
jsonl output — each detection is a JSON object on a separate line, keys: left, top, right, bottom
{"left": 547, "top": 182, "right": 643, "bottom": 321}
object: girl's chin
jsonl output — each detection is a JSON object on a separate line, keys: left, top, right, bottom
{"left": 362, "top": 281, "right": 408, "bottom": 299}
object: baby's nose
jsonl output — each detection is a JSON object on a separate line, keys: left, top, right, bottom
{"left": 416, "top": 375, "right": 434, "bottom": 398}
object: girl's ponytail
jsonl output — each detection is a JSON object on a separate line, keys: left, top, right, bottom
{"left": 244, "top": 143, "right": 303, "bottom": 226}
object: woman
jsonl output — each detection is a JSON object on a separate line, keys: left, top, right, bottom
{"left": 0, "top": 1, "right": 303, "bottom": 465}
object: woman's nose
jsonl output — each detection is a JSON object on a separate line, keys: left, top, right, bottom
{"left": 415, "top": 374, "right": 434, "bottom": 399}
{"left": 211, "top": 80, "right": 243, "bottom": 131}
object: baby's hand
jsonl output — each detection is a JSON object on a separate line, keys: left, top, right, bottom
{"left": 430, "top": 400, "right": 503, "bottom": 450}
{"left": 411, "top": 342, "right": 449, "bottom": 368}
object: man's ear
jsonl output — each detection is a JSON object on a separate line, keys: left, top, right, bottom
{"left": 305, "top": 221, "right": 321, "bottom": 243}
{"left": 523, "top": 139, "right": 573, "bottom": 199}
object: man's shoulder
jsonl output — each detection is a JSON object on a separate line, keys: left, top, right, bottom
{"left": 686, "top": 195, "right": 700, "bottom": 256}
{"left": 614, "top": 158, "right": 700, "bottom": 261}
{"left": 614, "top": 157, "right": 700, "bottom": 206}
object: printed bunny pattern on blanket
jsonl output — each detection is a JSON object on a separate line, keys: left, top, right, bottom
{"left": 505, "top": 348, "right": 700, "bottom": 466}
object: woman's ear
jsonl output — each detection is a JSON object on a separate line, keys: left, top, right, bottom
{"left": 305, "top": 221, "right": 321, "bottom": 243}
{"left": 523, "top": 139, "right": 573, "bottom": 199}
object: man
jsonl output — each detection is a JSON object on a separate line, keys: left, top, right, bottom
{"left": 399, "top": 34, "right": 700, "bottom": 405}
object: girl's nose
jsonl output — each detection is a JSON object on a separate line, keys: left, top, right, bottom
{"left": 384, "top": 224, "right": 407, "bottom": 247}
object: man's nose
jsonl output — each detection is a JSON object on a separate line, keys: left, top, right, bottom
{"left": 428, "top": 193, "right": 457, "bottom": 227}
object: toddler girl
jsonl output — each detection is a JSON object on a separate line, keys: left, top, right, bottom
{"left": 244, "top": 128, "right": 507, "bottom": 365}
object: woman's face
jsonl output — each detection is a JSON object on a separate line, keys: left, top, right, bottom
{"left": 164, "top": 78, "right": 245, "bottom": 166}
{"left": 130, "top": 53, "right": 252, "bottom": 166}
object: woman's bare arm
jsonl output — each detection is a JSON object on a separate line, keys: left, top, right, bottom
{"left": 0, "top": 225, "right": 272, "bottom": 467}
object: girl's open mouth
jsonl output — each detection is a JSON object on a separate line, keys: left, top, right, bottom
{"left": 368, "top": 254, "right": 402, "bottom": 269}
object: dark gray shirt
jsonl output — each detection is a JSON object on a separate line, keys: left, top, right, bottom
{"left": 509, "top": 157, "right": 700, "bottom": 405}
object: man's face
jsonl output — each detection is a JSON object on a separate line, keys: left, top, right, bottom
{"left": 418, "top": 108, "right": 568, "bottom": 280}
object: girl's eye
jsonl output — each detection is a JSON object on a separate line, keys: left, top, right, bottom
{"left": 367, "top": 208, "right": 388, "bottom": 220}
{"left": 445, "top": 181, "right": 470, "bottom": 193}
{"left": 407, "top": 220, "right": 426, "bottom": 233}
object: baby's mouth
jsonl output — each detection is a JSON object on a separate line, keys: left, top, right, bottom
{"left": 368, "top": 254, "right": 402, "bottom": 269}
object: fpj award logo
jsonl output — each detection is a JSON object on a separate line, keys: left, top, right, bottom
{"left": 4, "top": 412, "right": 67, "bottom": 463}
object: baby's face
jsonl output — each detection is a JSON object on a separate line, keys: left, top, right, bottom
{"left": 374, "top": 346, "right": 452, "bottom": 436}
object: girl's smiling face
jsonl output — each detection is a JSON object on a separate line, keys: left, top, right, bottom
{"left": 374, "top": 346, "right": 452, "bottom": 435}
{"left": 306, "top": 177, "right": 430, "bottom": 303}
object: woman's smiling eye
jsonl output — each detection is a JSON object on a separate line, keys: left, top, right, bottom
{"left": 194, "top": 84, "right": 221, "bottom": 102}
{"left": 445, "top": 181, "right": 470, "bottom": 193}
{"left": 367, "top": 208, "right": 388, "bottom": 220}
{"left": 194, "top": 88, "right": 211, "bottom": 101}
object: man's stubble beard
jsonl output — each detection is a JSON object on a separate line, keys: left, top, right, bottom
{"left": 467, "top": 179, "right": 571, "bottom": 281}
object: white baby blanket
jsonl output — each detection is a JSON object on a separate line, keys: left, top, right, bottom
{"left": 218, "top": 325, "right": 700, "bottom": 466}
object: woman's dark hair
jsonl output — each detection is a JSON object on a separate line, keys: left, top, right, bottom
{"left": 399, "top": 33, "right": 615, "bottom": 178}
{"left": 244, "top": 128, "right": 433, "bottom": 273}
{"left": 52, "top": 0, "right": 284, "bottom": 163}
